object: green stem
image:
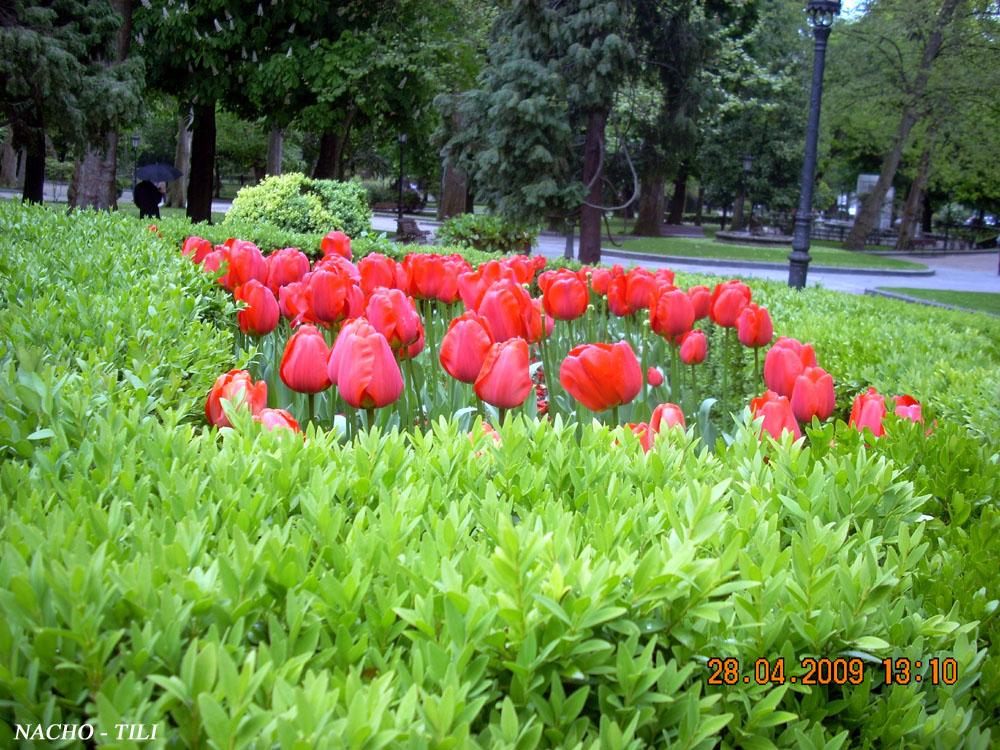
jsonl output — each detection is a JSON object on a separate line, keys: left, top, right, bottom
{"left": 307, "top": 392, "right": 315, "bottom": 427}
{"left": 365, "top": 406, "right": 376, "bottom": 432}
{"left": 611, "top": 405, "right": 620, "bottom": 426}
{"left": 499, "top": 407, "right": 508, "bottom": 425}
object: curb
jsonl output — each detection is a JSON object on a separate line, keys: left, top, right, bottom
{"left": 864, "top": 289, "right": 998, "bottom": 316}
{"left": 598, "top": 249, "right": 935, "bottom": 277}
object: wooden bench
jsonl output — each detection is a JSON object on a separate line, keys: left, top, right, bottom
{"left": 395, "top": 218, "right": 430, "bottom": 244}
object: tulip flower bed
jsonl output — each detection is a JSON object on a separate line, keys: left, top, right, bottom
{"left": 2, "top": 204, "right": 1000, "bottom": 746}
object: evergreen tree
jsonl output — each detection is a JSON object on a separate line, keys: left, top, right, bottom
{"left": 0, "top": 0, "right": 143, "bottom": 203}
{"left": 443, "top": 0, "right": 634, "bottom": 263}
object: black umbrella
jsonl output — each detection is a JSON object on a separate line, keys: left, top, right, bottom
{"left": 136, "top": 163, "right": 183, "bottom": 182}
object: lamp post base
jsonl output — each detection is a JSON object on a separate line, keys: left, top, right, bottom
{"left": 788, "top": 251, "right": 811, "bottom": 289}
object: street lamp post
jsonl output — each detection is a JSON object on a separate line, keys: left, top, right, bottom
{"left": 788, "top": 0, "right": 840, "bottom": 289}
{"left": 130, "top": 134, "right": 141, "bottom": 194}
{"left": 397, "top": 133, "right": 407, "bottom": 227}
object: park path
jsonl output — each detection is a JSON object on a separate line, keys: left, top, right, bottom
{"left": 370, "top": 214, "right": 1000, "bottom": 296}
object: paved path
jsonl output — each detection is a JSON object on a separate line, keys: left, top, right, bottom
{"left": 371, "top": 214, "right": 1000, "bottom": 295}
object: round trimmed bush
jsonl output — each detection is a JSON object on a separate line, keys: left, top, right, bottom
{"left": 225, "top": 173, "right": 371, "bottom": 237}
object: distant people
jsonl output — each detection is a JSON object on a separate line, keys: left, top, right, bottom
{"left": 133, "top": 179, "right": 162, "bottom": 219}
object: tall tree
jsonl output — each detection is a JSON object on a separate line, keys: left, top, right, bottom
{"left": 0, "top": 0, "right": 143, "bottom": 203}
{"left": 844, "top": 0, "right": 965, "bottom": 249}
{"left": 444, "top": 0, "right": 634, "bottom": 263}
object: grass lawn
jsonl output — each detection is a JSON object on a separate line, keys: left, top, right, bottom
{"left": 616, "top": 235, "right": 927, "bottom": 271}
{"left": 876, "top": 287, "right": 1000, "bottom": 315}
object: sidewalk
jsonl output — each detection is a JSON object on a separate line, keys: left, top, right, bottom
{"left": 372, "top": 214, "right": 1000, "bottom": 296}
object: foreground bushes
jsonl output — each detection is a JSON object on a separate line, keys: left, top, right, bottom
{"left": 0, "top": 412, "right": 993, "bottom": 748}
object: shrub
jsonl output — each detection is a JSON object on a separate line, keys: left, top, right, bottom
{"left": 0, "top": 410, "right": 994, "bottom": 746}
{"left": 438, "top": 213, "right": 538, "bottom": 254}
{"left": 0, "top": 203, "right": 235, "bottom": 460}
{"left": 224, "top": 173, "right": 371, "bottom": 237}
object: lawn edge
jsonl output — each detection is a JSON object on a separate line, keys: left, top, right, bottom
{"left": 865, "top": 288, "right": 999, "bottom": 317}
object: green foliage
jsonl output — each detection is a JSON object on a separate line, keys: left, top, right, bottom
{"left": 437, "top": 214, "right": 538, "bottom": 254}
{"left": 0, "top": 0, "right": 144, "bottom": 155}
{"left": 225, "top": 173, "right": 371, "bottom": 237}
{"left": 0, "top": 202, "right": 234, "bottom": 460}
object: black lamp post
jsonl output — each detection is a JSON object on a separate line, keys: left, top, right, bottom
{"left": 130, "top": 134, "right": 140, "bottom": 193}
{"left": 397, "top": 133, "right": 407, "bottom": 226}
{"left": 742, "top": 154, "right": 753, "bottom": 230}
{"left": 788, "top": 0, "right": 840, "bottom": 289}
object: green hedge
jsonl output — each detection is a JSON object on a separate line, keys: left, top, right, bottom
{"left": 224, "top": 173, "right": 371, "bottom": 237}
{"left": 0, "top": 203, "right": 236, "bottom": 460}
{"left": 437, "top": 213, "right": 539, "bottom": 254}
{"left": 1, "top": 410, "right": 994, "bottom": 746}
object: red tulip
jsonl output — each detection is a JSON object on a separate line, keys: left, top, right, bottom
{"left": 750, "top": 390, "right": 802, "bottom": 440}
{"left": 736, "top": 303, "right": 774, "bottom": 348}
{"left": 503, "top": 254, "right": 540, "bottom": 285}
{"left": 440, "top": 311, "right": 495, "bottom": 383}
{"left": 850, "top": 387, "right": 887, "bottom": 436}
{"left": 225, "top": 240, "right": 268, "bottom": 291}
{"left": 654, "top": 269, "right": 676, "bottom": 287}
{"left": 894, "top": 394, "right": 923, "bottom": 424}
{"left": 254, "top": 408, "right": 300, "bottom": 433}
{"left": 541, "top": 269, "right": 589, "bottom": 321}
{"left": 606, "top": 275, "right": 635, "bottom": 317}
{"left": 477, "top": 279, "right": 542, "bottom": 342}
{"left": 790, "top": 366, "right": 835, "bottom": 423}
{"left": 459, "top": 261, "right": 518, "bottom": 310}
{"left": 359, "top": 253, "right": 404, "bottom": 294}
{"left": 314, "top": 254, "right": 360, "bottom": 283}
{"left": 590, "top": 265, "right": 622, "bottom": 296}
{"left": 533, "top": 298, "right": 554, "bottom": 339}
{"left": 206, "top": 369, "right": 267, "bottom": 427}
{"left": 182, "top": 236, "right": 213, "bottom": 264}
{"left": 405, "top": 254, "right": 462, "bottom": 303}
{"left": 647, "top": 367, "right": 664, "bottom": 387}
{"left": 234, "top": 279, "right": 280, "bottom": 336}
{"left": 265, "top": 247, "right": 311, "bottom": 293}
{"left": 202, "top": 248, "right": 230, "bottom": 287}
{"left": 280, "top": 324, "right": 332, "bottom": 394}
{"left": 650, "top": 287, "right": 695, "bottom": 342}
{"left": 307, "top": 269, "right": 353, "bottom": 326}
{"left": 278, "top": 279, "right": 316, "bottom": 326}
{"left": 688, "top": 285, "right": 712, "bottom": 320}
{"left": 650, "top": 402, "right": 686, "bottom": 433}
{"left": 559, "top": 342, "right": 642, "bottom": 413}
{"left": 625, "top": 268, "right": 657, "bottom": 311}
{"left": 365, "top": 288, "right": 423, "bottom": 350}
{"left": 763, "top": 337, "right": 817, "bottom": 397}
{"left": 710, "top": 280, "right": 752, "bottom": 327}
{"left": 321, "top": 230, "right": 352, "bottom": 260}
{"left": 474, "top": 337, "right": 533, "bottom": 409}
{"left": 679, "top": 330, "right": 707, "bottom": 365}
{"left": 627, "top": 422, "right": 654, "bottom": 452}
{"left": 327, "top": 319, "right": 403, "bottom": 409}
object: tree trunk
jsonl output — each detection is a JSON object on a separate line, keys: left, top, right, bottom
{"left": 187, "top": 102, "right": 216, "bottom": 223}
{"left": 1, "top": 131, "right": 20, "bottom": 187}
{"left": 895, "top": 139, "right": 934, "bottom": 251}
{"left": 667, "top": 164, "right": 689, "bottom": 224}
{"left": 632, "top": 173, "right": 664, "bottom": 236}
{"left": 845, "top": 0, "right": 963, "bottom": 250}
{"left": 578, "top": 110, "right": 606, "bottom": 265}
{"left": 266, "top": 127, "right": 283, "bottom": 176}
{"left": 20, "top": 112, "right": 46, "bottom": 204}
{"left": 922, "top": 193, "right": 933, "bottom": 234}
{"left": 731, "top": 186, "right": 745, "bottom": 232}
{"left": 694, "top": 186, "right": 704, "bottom": 225}
{"left": 437, "top": 160, "right": 468, "bottom": 220}
{"left": 167, "top": 113, "right": 191, "bottom": 208}
{"left": 313, "top": 112, "right": 356, "bottom": 180}
{"left": 69, "top": 133, "right": 121, "bottom": 210}
{"left": 68, "top": 0, "right": 131, "bottom": 211}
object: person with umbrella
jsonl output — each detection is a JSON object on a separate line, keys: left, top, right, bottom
{"left": 133, "top": 163, "right": 183, "bottom": 219}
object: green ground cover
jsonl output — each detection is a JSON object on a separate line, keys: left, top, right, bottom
{"left": 1, "top": 204, "right": 998, "bottom": 746}
{"left": 876, "top": 287, "right": 1000, "bottom": 316}
{"left": 617, "top": 236, "right": 927, "bottom": 271}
